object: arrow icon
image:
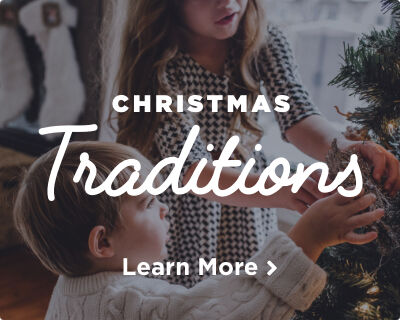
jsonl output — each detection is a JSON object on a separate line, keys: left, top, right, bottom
{"left": 267, "top": 261, "right": 277, "bottom": 276}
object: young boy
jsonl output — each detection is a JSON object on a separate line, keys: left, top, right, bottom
{"left": 13, "top": 142, "right": 382, "bottom": 320}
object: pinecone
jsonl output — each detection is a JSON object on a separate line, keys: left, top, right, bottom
{"left": 326, "top": 140, "right": 399, "bottom": 256}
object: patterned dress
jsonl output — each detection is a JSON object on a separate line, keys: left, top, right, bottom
{"left": 154, "top": 25, "right": 321, "bottom": 288}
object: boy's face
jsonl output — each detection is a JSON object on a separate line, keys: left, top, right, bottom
{"left": 111, "top": 194, "right": 170, "bottom": 268}
{"left": 182, "top": 0, "right": 248, "bottom": 40}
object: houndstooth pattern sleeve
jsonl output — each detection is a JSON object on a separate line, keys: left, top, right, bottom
{"left": 259, "top": 25, "right": 321, "bottom": 141}
{"left": 154, "top": 112, "right": 212, "bottom": 187}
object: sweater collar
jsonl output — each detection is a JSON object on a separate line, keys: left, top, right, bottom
{"left": 58, "top": 272, "right": 125, "bottom": 296}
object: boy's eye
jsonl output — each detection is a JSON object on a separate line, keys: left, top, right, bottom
{"left": 147, "top": 197, "right": 156, "bottom": 208}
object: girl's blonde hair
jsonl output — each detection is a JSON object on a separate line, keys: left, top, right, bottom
{"left": 102, "top": 0, "right": 268, "bottom": 159}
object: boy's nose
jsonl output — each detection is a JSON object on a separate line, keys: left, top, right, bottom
{"left": 160, "top": 203, "right": 169, "bottom": 219}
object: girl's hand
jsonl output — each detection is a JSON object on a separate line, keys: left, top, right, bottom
{"left": 288, "top": 191, "right": 384, "bottom": 262}
{"left": 285, "top": 116, "right": 399, "bottom": 196}
{"left": 270, "top": 171, "right": 326, "bottom": 214}
{"left": 344, "top": 141, "right": 400, "bottom": 196}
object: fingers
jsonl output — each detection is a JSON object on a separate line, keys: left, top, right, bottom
{"left": 344, "top": 231, "right": 378, "bottom": 245}
{"left": 293, "top": 200, "right": 308, "bottom": 214}
{"left": 296, "top": 188, "right": 318, "bottom": 206}
{"left": 368, "top": 147, "right": 386, "bottom": 182}
{"left": 354, "top": 188, "right": 365, "bottom": 199}
{"left": 347, "top": 209, "right": 384, "bottom": 229}
{"left": 385, "top": 151, "right": 400, "bottom": 191}
{"left": 348, "top": 142, "right": 400, "bottom": 194}
{"left": 345, "top": 193, "right": 376, "bottom": 214}
{"left": 309, "top": 170, "right": 334, "bottom": 191}
{"left": 344, "top": 208, "right": 384, "bottom": 246}
{"left": 328, "top": 192, "right": 354, "bottom": 205}
{"left": 384, "top": 155, "right": 398, "bottom": 190}
{"left": 359, "top": 143, "right": 399, "bottom": 191}
{"left": 392, "top": 176, "right": 400, "bottom": 197}
{"left": 309, "top": 170, "right": 321, "bottom": 183}
{"left": 330, "top": 189, "right": 364, "bottom": 205}
{"left": 329, "top": 192, "right": 351, "bottom": 205}
{"left": 302, "top": 176, "right": 325, "bottom": 199}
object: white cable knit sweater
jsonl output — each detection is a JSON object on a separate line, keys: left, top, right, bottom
{"left": 45, "top": 231, "right": 327, "bottom": 319}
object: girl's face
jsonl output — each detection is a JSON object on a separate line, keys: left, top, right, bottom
{"left": 182, "top": 0, "right": 249, "bottom": 40}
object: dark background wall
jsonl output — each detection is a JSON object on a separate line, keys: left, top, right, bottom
{"left": 69, "top": 0, "right": 103, "bottom": 140}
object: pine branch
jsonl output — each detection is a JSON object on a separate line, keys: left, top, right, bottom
{"left": 298, "top": 3, "right": 400, "bottom": 319}
{"left": 329, "top": 28, "right": 400, "bottom": 139}
{"left": 295, "top": 141, "right": 400, "bottom": 320}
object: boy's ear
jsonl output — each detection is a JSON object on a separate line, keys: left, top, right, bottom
{"left": 88, "top": 226, "right": 115, "bottom": 259}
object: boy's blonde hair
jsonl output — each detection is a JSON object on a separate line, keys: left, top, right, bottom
{"left": 13, "top": 142, "right": 154, "bottom": 277}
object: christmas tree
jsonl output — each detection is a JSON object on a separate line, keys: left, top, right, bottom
{"left": 295, "top": 1, "right": 400, "bottom": 319}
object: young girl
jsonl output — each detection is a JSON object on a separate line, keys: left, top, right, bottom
{"left": 102, "top": 0, "right": 400, "bottom": 288}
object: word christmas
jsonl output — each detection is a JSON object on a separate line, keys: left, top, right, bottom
{"left": 112, "top": 94, "right": 291, "bottom": 113}
{"left": 39, "top": 124, "right": 363, "bottom": 202}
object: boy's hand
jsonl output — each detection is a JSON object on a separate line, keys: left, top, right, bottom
{"left": 288, "top": 191, "right": 384, "bottom": 262}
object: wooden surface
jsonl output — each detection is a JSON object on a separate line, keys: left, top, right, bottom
{"left": 0, "top": 246, "right": 57, "bottom": 320}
